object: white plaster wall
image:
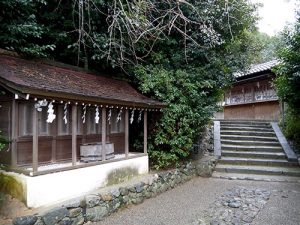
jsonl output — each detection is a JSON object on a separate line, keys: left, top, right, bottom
{"left": 25, "top": 156, "right": 148, "bottom": 208}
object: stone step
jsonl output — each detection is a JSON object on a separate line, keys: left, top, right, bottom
{"left": 220, "top": 122, "right": 271, "bottom": 128}
{"left": 221, "top": 126, "right": 273, "bottom": 132}
{"left": 221, "top": 150, "right": 287, "bottom": 160}
{"left": 220, "top": 121, "right": 271, "bottom": 126}
{"left": 212, "top": 172, "right": 300, "bottom": 183}
{"left": 222, "top": 144, "right": 283, "bottom": 152}
{"left": 221, "top": 134, "right": 278, "bottom": 142}
{"left": 219, "top": 157, "right": 298, "bottom": 167}
{"left": 215, "top": 164, "right": 300, "bottom": 177}
{"left": 221, "top": 139, "right": 281, "bottom": 147}
{"left": 221, "top": 130, "right": 276, "bottom": 137}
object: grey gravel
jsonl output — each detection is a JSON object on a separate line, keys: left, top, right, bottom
{"left": 93, "top": 177, "right": 300, "bottom": 225}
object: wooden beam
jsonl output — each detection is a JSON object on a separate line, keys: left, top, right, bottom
{"left": 125, "top": 109, "right": 129, "bottom": 158}
{"left": 72, "top": 105, "right": 77, "bottom": 166}
{"left": 101, "top": 108, "right": 106, "bottom": 161}
{"left": 32, "top": 106, "right": 38, "bottom": 172}
{"left": 11, "top": 99, "right": 17, "bottom": 167}
{"left": 143, "top": 111, "right": 147, "bottom": 154}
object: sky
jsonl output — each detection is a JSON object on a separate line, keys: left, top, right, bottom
{"left": 251, "top": 0, "right": 298, "bottom": 36}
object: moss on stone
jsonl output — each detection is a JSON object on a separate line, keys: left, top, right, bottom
{"left": 106, "top": 167, "right": 138, "bottom": 186}
{"left": 0, "top": 173, "right": 25, "bottom": 203}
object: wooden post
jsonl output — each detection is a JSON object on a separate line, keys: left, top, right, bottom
{"left": 251, "top": 86, "right": 255, "bottom": 102}
{"left": 51, "top": 111, "right": 57, "bottom": 163}
{"left": 143, "top": 111, "right": 147, "bottom": 154}
{"left": 125, "top": 109, "right": 129, "bottom": 158}
{"left": 102, "top": 108, "right": 106, "bottom": 161}
{"left": 32, "top": 107, "right": 38, "bottom": 172}
{"left": 72, "top": 105, "right": 77, "bottom": 166}
{"left": 11, "top": 100, "right": 17, "bottom": 167}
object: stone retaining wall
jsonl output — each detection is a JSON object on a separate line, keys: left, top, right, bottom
{"left": 12, "top": 157, "right": 217, "bottom": 225}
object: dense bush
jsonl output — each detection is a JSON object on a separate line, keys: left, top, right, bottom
{"left": 0, "top": 0, "right": 259, "bottom": 169}
{"left": 274, "top": 12, "right": 300, "bottom": 145}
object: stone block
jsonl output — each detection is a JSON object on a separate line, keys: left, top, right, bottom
{"left": 85, "top": 195, "right": 100, "bottom": 208}
{"left": 13, "top": 215, "right": 38, "bottom": 225}
{"left": 68, "top": 208, "right": 82, "bottom": 218}
{"left": 85, "top": 206, "right": 109, "bottom": 222}
{"left": 42, "top": 207, "right": 69, "bottom": 225}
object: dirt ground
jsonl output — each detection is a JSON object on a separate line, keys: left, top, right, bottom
{"left": 0, "top": 194, "right": 35, "bottom": 225}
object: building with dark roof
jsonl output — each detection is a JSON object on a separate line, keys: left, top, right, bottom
{"left": 0, "top": 51, "right": 165, "bottom": 207}
{"left": 224, "top": 60, "right": 281, "bottom": 120}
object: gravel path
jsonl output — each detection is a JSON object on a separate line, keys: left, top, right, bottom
{"left": 94, "top": 177, "right": 300, "bottom": 225}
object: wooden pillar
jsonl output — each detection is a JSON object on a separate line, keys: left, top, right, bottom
{"left": 72, "top": 105, "right": 77, "bottom": 166}
{"left": 11, "top": 100, "right": 17, "bottom": 167}
{"left": 102, "top": 108, "right": 106, "bottom": 161}
{"left": 143, "top": 111, "right": 147, "bottom": 154}
{"left": 251, "top": 86, "right": 255, "bottom": 102}
{"left": 32, "top": 107, "right": 38, "bottom": 172}
{"left": 125, "top": 109, "right": 129, "bottom": 158}
{"left": 51, "top": 111, "right": 57, "bottom": 163}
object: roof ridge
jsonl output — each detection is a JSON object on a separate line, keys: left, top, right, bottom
{"left": 234, "top": 59, "right": 280, "bottom": 78}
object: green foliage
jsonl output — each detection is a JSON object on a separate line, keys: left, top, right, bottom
{"left": 148, "top": 148, "right": 179, "bottom": 170}
{"left": 0, "top": 135, "right": 5, "bottom": 151}
{"left": 0, "top": 0, "right": 55, "bottom": 57}
{"left": 0, "top": 173, "right": 25, "bottom": 203}
{"left": 274, "top": 13, "right": 300, "bottom": 144}
{"left": 282, "top": 108, "right": 300, "bottom": 143}
{"left": 0, "top": 192, "right": 4, "bottom": 206}
{"left": 131, "top": 1, "right": 258, "bottom": 168}
{"left": 247, "top": 31, "right": 284, "bottom": 64}
{"left": 0, "top": 0, "right": 260, "bottom": 169}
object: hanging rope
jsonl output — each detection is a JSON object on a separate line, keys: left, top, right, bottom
{"left": 138, "top": 110, "right": 142, "bottom": 123}
{"left": 63, "top": 103, "right": 68, "bottom": 124}
{"left": 108, "top": 109, "right": 112, "bottom": 124}
{"left": 82, "top": 105, "right": 87, "bottom": 123}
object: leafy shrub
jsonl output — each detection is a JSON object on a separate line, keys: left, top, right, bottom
{"left": 274, "top": 12, "right": 300, "bottom": 147}
{"left": 282, "top": 108, "right": 300, "bottom": 144}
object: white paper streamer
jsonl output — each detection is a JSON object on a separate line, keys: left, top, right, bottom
{"left": 46, "top": 102, "right": 56, "bottom": 123}
{"left": 116, "top": 109, "right": 122, "bottom": 123}
{"left": 130, "top": 110, "right": 135, "bottom": 124}
{"left": 95, "top": 106, "right": 100, "bottom": 124}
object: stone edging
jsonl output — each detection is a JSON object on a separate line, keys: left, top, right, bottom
{"left": 271, "top": 122, "right": 298, "bottom": 162}
{"left": 12, "top": 157, "right": 217, "bottom": 225}
{"left": 213, "top": 121, "right": 221, "bottom": 159}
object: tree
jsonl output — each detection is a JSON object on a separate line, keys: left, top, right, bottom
{"left": 0, "top": 0, "right": 56, "bottom": 57}
{"left": 246, "top": 31, "right": 283, "bottom": 64}
{"left": 0, "top": 0, "right": 260, "bottom": 168}
{"left": 274, "top": 12, "right": 300, "bottom": 143}
{"left": 127, "top": 0, "right": 259, "bottom": 168}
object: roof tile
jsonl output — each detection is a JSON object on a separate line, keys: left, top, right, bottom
{"left": 234, "top": 60, "right": 279, "bottom": 78}
{"left": 0, "top": 54, "right": 164, "bottom": 108}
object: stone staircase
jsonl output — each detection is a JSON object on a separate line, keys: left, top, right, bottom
{"left": 213, "top": 120, "right": 300, "bottom": 182}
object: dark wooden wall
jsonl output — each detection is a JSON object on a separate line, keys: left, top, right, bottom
{"left": 224, "top": 101, "right": 280, "bottom": 121}
{"left": 0, "top": 98, "right": 126, "bottom": 166}
{"left": 224, "top": 76, "right": 281, "bottom": 121}
{"left": 16, "top": 133, "right": 126, "bottom": 166}
{"left": 0, "top": 90, "right": 13, "bottom": 165}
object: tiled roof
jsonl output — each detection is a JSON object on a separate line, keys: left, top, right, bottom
{"left": 0, "top": 54, "right": 165, "bottom": 108}
{"left": 234, "top": 60, "right": 279, "bottom": 78}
